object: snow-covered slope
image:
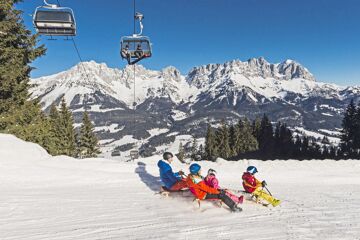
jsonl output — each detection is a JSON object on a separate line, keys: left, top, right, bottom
{"left": 1, "top": 134, "right": 360, "bottom": 239}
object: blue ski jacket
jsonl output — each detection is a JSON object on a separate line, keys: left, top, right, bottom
{"left": 157, "top": 160, "right": 181, "bottom": 189}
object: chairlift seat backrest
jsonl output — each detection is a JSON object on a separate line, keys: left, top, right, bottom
{"left": 34, "top": 8, "right": 76, "bottom": 36}
{"left": 36, "top": 10, "right": 74, "bottom": 23}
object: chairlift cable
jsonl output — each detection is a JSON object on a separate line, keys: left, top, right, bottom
{"left": 133, "top": 0, "right": 137, "bottom": 150}
{"left": 57, "top": 0, "right": 92, "bottom": 104}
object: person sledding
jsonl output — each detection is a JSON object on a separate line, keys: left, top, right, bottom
{"left": 242, "top": 166, "right": 281, "bottom": 207}
{"left": 204, "top": 168, "right": 244, "bottom": 204}
{"left": 158, "top": 152, "right": 187, "bottom": 192}
{"left": 185, "top": 163, "right": 242, "bottom": 212}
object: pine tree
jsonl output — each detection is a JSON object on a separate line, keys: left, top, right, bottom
{"left": 279, "top": 123, "right": 294, "bottom": 159}
{"left": 252, "top": 117, "right": 262, "bottom": 139}
{"left": 190, "top": 136, "right": 199, "bottom": 159}
{"left": 274, "top": 122, "right": 281, "bottom": 157}
{"left": 293, "top": 135, "right": 302, "bottom": 159}
{"left": 329, "top": 146, "right": 337, "bottom": 159}
{"left": 340, "top": 100, "right": 357, "bottom": 157}
{"left": 78, "top": 111, "right": 100, "bottom": 158}
{"left": 257, "top": 115, "right": 275, "bottom": 159}
{"left": 58, "top": 98, "right": 77, "bottom": 157}
{"left": 198, "top": 144, "right": 205, "bottom": 159}
{"left": 177, "top": 142, "right": 186, "bottom": 163}
{"left": 47, "top": 103, "right": 62, "bottom": 155}
{"left": 301, "top": 136, "right": 310, "bottom": 159}
{"left": 0, "top": 0, "right": 47, "bottom": 146}
{"left": 216, "top": 120, "right": 231, "bottom": 159}
{"left": 205, "top": 123, "right": 218, "bottom": 161}
{"left": 321, "top": 136, "right": 330, "bottom": 145}
{"left": 237, "top": 118, "right": 258, "bottom": 155}
{"left": 232, "top": 120, "right": 243, "bottom": 156}
{"left": 354, "top": 102, "right": 360, "bottom": 155}
{"left": 229, "top": 124, "right": 237, "bottom": 157}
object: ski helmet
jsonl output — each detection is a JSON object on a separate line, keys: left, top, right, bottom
{"left": 189, "top": 163, "right": 201, "bottom": 174}
{"left": 194, "top": 155, "right": 202, "bottom": 161}
{"left": 163, "top": 152, "right": 173, "bottom": 161}
{"left": 246, "top": 166, "right": 258, "bottom": 174}
{"left": 207, "top": 168, "right": 217, "bottom": 176}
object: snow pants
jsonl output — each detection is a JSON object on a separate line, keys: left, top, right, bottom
{"left": 205, "top": 191, "right": 237, "bottom": 209}
{"left": 170, "top": 179, "right": 188, "bottom": 191}
{"left": 226, "top": 191, "right": 243, "bottom": 204}
{"left": 253, "top": 188, "right": 280, "bottom": 207}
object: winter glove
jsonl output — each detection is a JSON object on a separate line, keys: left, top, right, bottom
{"left": 261, "top": 180, "right": 267, "bottom": 187}
{"left": 219, "top": 189, "right": 226, "bottom": 195}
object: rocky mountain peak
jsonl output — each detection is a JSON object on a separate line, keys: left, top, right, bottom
{"left": 161, "top": 66, "right": 182, "bottom": 82}
{"left": 277, "top": 59, "right": 315, "bottom": 81}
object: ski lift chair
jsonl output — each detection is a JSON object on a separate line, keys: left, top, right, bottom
{"left": 120, "top": 36, "right": 152, "bottom": 62}
{"left": 130, "top": 150, "right": 139, "bottom": 160}
{"left": 33, "top": 7, "right": 76, "bottom": 36}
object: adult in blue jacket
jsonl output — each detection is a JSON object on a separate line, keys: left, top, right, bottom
{"left": 158, "top": 152, "right": 187, "bottom": 191}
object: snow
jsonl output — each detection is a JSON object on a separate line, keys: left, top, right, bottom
{"left": 319, "top": 129, "right": 341, "bottom": 136}
{"left": 155, "top": 134, "right": 193, "bottom": 153}
{"left": 147, "top": 128, "right": 169, "bottom": 137}
{"left": 171, "top": 109, "right": 188, "bottom": 121}
{"left": 167, "top": 132, "right": 179, "bottom": 137}
{"left": 319, "top": 104, "right": 342, "bottom": 114}
{"left": 292, "top": 110, "right": 302, "bottom": 116}
{"left": 94, "top": 124, "right": 122, "bottom": 133}
{"left": 1, "top": 134, "right": 360, "bottom": 239}
{"left": 99, "top": 139, "right": 115, "bottom": 145}
{"left": 73, "top": 105, "right": 125, "bottom": 113}
{"left": 294, "top": 127, "right": 341, "bottom": 144}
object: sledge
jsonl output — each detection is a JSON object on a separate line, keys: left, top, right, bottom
{"left": 158, "top": 186, "right": 191, "bottom": 198}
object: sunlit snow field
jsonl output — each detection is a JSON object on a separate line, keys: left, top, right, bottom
{"left": 1, "top": 134, "right": 360, "bottom": 240}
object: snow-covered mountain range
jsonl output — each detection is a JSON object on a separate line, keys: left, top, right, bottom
{"left": 30, "top": 58, "right": 360, "bottom": 155}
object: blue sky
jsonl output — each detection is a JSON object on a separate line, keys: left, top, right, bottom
{"left": 18, "top": 0, "right": 360, "bottom": 85}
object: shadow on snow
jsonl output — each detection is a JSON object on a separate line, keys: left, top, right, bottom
{"left": 135, "top": 161, "right": 162, "bottom": 193}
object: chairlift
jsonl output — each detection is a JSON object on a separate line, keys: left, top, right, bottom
{"left": 33, "top": 0, "right": 76, "bottom": 37}
{"left": 120, "top": 12, "right": 152, "bottom": 65}
{"left": 130, "top": 150, "right": 139, "bottom": 160}
{"left": 120, "top": 36, "right": 152, "bottom": 60}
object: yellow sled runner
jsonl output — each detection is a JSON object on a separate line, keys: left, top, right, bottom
{"left": 253, "top": 188, "right": 281, "bottom": 207}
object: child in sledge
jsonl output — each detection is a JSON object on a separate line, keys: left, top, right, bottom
{"left": 242, "top": 166, "right": 280, "bottom": 207}
{"left": 204, "top": 169, "right": 244, "bottom": 204}
{"left": 158, "top": 152, "right": 187, "bottom": 192}
{"left": 185, "top": 163, "right": 242, "bottom": 212}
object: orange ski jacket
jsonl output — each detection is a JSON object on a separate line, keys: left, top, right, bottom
{"left": 185, "top": 174, "right": 220, "bottom": 200}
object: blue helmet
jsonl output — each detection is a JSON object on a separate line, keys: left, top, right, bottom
{"left": 189, "top": 163, "right": 201, "bottom": 174}
{"left": 246, "top": 166, "right": 258, "bottom": 174}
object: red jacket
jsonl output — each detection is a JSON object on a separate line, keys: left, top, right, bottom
{"left": 242, "top": 172, "right": 261, "bottom": 193}
{"left": 186, "top": 175, "right": 220, "bottom": 200}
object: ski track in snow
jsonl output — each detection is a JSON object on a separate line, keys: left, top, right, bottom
{"left": 1, "top": 134, "right": 360, "bottom": 240}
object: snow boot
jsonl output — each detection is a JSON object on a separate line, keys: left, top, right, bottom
{"left": 231, "top": 205, "right": 243, "bottom": 212}
{"left": 238, "top": 195, "right": 244, "bottom": 204}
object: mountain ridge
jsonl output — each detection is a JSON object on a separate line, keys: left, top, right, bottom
{"left": 29, "top": 57, "right": 360, "bottom": 156}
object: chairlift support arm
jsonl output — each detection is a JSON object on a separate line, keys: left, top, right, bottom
{"left": 133, "top": 12, "right": 144, "bottom": 37}
{"left": 43, "top": 0, "right": 58, "bottom": 8}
